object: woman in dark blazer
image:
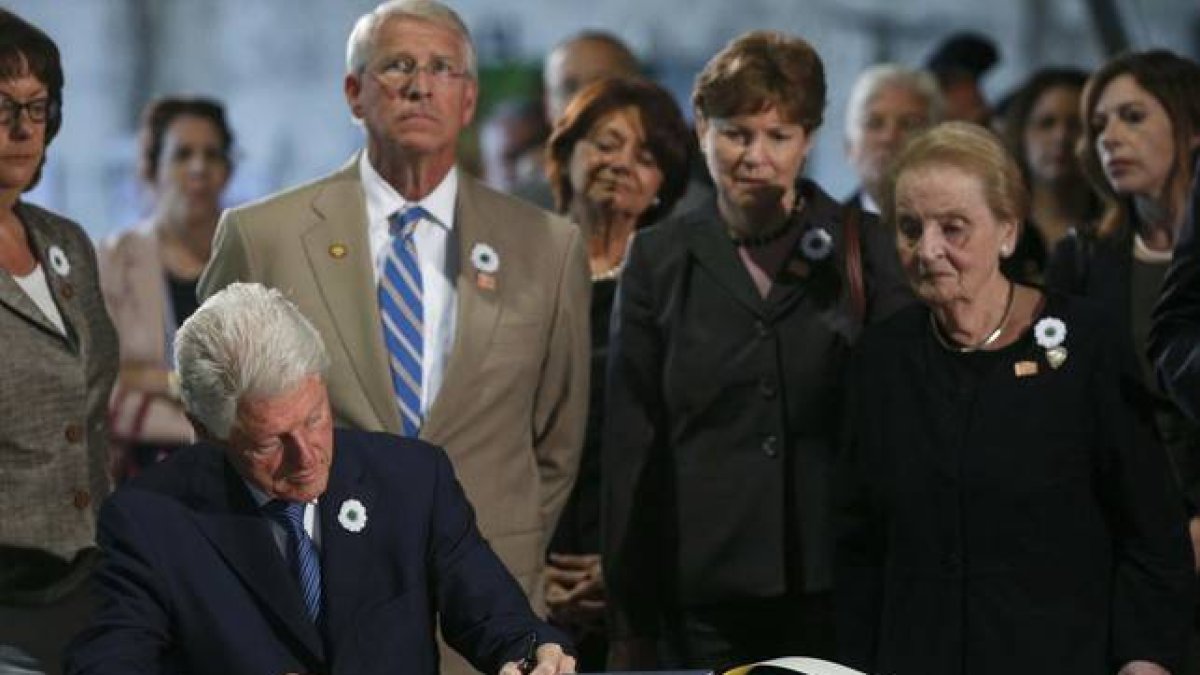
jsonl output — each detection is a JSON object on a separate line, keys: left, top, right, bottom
{"left": 601, "top": 30, "right": 911, "bottom": 672}
{"left": 0, "top": 10, "right": 119, "bottom": 673}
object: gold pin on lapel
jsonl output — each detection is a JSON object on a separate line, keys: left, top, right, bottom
{"left": 1046, "top": 346, "right": 1068, "bottom": 369}
{"left": 475, "top": 272, "right": 496, "bottom": 290}
{"left": 329, "top": 243, "right": 348, "bottom": 259}
{"left": 1014, "top": 360, "right": 1038, "bottom": 377}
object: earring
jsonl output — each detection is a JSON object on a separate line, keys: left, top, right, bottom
{"left": 1000, "top": 244, "right": 1011, "bottom": 256}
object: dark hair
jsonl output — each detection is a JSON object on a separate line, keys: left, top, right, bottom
{"left": 1003, "top": 67, "right": 1099, "bottom": 220}
{"left": 0, "top": 9, "right": 64, "bottom": 191}
{"left": 692, "top": 30, "right": 826, "bottom": 131}
{"left": 139, "top": 96, "right": 235, "bottom": 184}
{"left": 546, "top": 77, "right": 690, "bottom": 227}
{"left": 1079, "top": 50, "right": 1200, "bottom": 238}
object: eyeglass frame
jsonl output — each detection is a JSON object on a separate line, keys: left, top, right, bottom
{"left": 369, "top": 55, "right": 472, "bottom": 89}
{"left": 0, "top": 95, "right": 57, "bottom": 128}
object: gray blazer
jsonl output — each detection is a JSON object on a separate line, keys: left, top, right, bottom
{"left": 0, "top": 202, "right": 118, "bottom": 563}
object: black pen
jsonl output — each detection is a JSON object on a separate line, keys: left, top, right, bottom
{"left": 516, "top": 632, "right": 538, "bottom": 674}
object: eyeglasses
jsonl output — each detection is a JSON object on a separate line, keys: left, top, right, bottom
{"left": 372, "top": 56, "right": 469, "bottom": 88}
{"left": 0, "top": 96, "right": 54, "bottom": 127}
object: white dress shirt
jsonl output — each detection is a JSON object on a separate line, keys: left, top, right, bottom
{"left": 360, "top": 152, "right": 459, "bottom": 418}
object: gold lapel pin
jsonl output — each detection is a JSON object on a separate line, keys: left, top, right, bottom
{"left": 329, "top": 243, "right": 348, "bottom": 259}
{"left": 1014, "top": 360, "right": 1038, "bottom": 377}
{"left": 1046, "top": 346, "right": 1068, "bottom": 369}
{"left": 475, "top": 272, "right": 496, "bottom": 291}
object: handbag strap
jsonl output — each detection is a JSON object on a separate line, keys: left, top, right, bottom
{"left": 844, "top": 206, "right": 866, "bottom": 323}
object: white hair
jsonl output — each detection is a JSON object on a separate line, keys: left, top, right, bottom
{"left": 844, "top": 63, "right": 944, "bottom": 143}
{"left": 174, "top": 283, "right": 331, "bottom": 440}
{"left": 345, "top": 0, "right": 477, "bottom": 78}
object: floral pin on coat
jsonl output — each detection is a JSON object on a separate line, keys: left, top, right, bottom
{"left": 338, "top": 498, "right": 368, "bottom": 533}
{"left": 471, "top": 242, "right": 499, "bottom": 291}
{"left": 1034, "top": 317, "right": 1068, "bottom": 369}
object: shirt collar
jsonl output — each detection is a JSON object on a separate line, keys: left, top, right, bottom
{"left": 359, "top": 151, "right": 458, "bottom": 232}
{"left": 241, "top": 478, "right": 318, "bottom": 510}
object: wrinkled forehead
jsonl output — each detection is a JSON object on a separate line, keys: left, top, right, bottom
{"left": 369, "top": 15, "right": 469, "bottom": 63}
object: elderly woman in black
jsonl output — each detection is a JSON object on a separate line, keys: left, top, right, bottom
{"left": 837, "top": 121, "right": 1192, "bottom": 675}
{"left": 602, "top": 31, "right": 911, "bottom": 672}
{"left": 542, "top": 76, "right": 691, "bottom": 671}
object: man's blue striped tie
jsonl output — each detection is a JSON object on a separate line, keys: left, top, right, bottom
{"left": 379, "top": 205, "right": 425, "bottom": 437}
{"left": 264, "top": 500, "right": 322, "bottom": 624}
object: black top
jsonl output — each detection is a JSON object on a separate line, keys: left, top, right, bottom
{"left": 166, "top": 272, "right": 200, "bottom": 328}
{"left": 549, "top": 277, "right": 616, "bottom": 555}
{"left": 836, "top": 292, "right": 1192, "bottom": 675}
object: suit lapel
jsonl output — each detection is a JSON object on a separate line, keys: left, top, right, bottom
{"left": 302, "top": 157, "right": 402, "bottom": 433}
{"left": 689, "top": 212, "right": 767, "bottom": 317}
{"left": 191, "top": 453, "right": 326, "bottom": 664}
{"left": 422, "top": 176, "right": 500, "bottom": 438}
{"left": 5, "top": 205, "right": 80, "bottom": 348}
{"left": 318, "top": 434, "right": 387, "bottom": 657}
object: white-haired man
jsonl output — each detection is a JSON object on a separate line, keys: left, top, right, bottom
{"left": 66, "top": 283, "right": 576, "bottom": 675}
{"left": 843, "top": 63, "right": 943, "bottom": 214}
{"left": 198, "top": 5, "right": 589, "bottom": 672}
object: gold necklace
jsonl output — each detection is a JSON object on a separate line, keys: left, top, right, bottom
{"left": 929, "top": 282, "right": 1015, "bottom": 353}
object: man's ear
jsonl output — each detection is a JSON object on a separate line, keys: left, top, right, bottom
{"left": 345, "top": 72, "right": 365, "bottom": 121}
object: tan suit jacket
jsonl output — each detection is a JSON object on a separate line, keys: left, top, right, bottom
{"left": 0, "top": 202, "right": 118, "bottom": 562}
{"left": 198, "top": 155, "right": 589, "bottom": 604}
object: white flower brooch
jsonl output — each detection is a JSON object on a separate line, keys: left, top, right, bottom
{"left": 1034, "top": 317, "right": 1068, "bottom": 369}
{"left": 799, "top": 227, "right": 834, "bottom": 261}
{"left": 470, "top": 242, "right": 500, "bottom": 290}
{"left": 47, "top": 245, "right": 70, "bottom": 277}
{"left": 470, "top": 242, "right": 500, "bottom": 274}
{"left": 337, "top": 498, "right": 368, "bottom": 533}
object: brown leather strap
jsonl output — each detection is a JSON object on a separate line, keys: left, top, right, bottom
{"left": 844, "top": 206, "right": 866, "bottom": 323}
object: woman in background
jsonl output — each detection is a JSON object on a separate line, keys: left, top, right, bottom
{"left": 1001, "top": 67, "right": 1099, "bottom": 281}
{"left": 543, "top": 75, "right": 691, "bottom": 671}
{"left": 98, "top": 96, "right": 234, "bottom": 478}
{"left": 1046, "top": 51, "right": 1200, "bottom": 581}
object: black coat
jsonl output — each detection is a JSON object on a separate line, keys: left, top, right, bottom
{"left": 601, "top": 180, "right": 912, "bottom": 639}
{"left": 836, "top": 294, "right": 1193, "bottom": 675}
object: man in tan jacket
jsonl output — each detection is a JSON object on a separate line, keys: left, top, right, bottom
{"left": 198, "top": 2, "right": 589, "bottom": 671}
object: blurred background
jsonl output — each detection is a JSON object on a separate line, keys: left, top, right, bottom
{"left": 7, "top": 0, "right": 1196, "bottom": 239}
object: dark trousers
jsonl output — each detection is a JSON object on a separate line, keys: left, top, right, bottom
{"left": 660, "top": 592, "right": 835, "bottom": 673}
{"left": 0, "top": 548, "right": 98, "bottom": 675}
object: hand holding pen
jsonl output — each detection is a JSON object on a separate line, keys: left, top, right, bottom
{"left": 497, "top": 632, "right": 576, "bottom": 675}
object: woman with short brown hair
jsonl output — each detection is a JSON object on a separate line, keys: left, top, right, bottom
{"left": 602, "top": 30, "right": 910, "bottom": 671}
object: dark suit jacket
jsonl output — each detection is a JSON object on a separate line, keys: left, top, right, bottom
{"left": 601, "top": 181, "right": 912, "bottom": 638}
{"left": 1152, "top": 159, "right": 1200, "bottom": 421}
{"left": 66, "top": 430, "right": 567, "bottom": 675}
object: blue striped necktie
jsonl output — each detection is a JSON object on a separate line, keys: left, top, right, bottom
{"left": 378, "top": 205, "right": 426, "bottom": 437}
{"left": 263, "top": 500, "right": 323, "bottom": 624}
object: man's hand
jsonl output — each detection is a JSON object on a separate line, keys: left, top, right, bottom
{"left": 545, "top": 553, "right": 605, "bottom": 628}
{"left": 498, "top": 643, "right": 575, "bottom": 674}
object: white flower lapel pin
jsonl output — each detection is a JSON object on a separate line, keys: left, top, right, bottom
{"left": 800, "top": 227, "right": 834, "bottom": 262}
{"left": 337, "top": 498, "right": 368, "bottom": 533}
{"left": 47, "top": 245, "right": 70, "bottom": 277}
{"left": 470, "top": 242, "right": 499, "bottom": 290}
{"left": 1034, "top": 317, "right": 1068, "bottom": 369}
